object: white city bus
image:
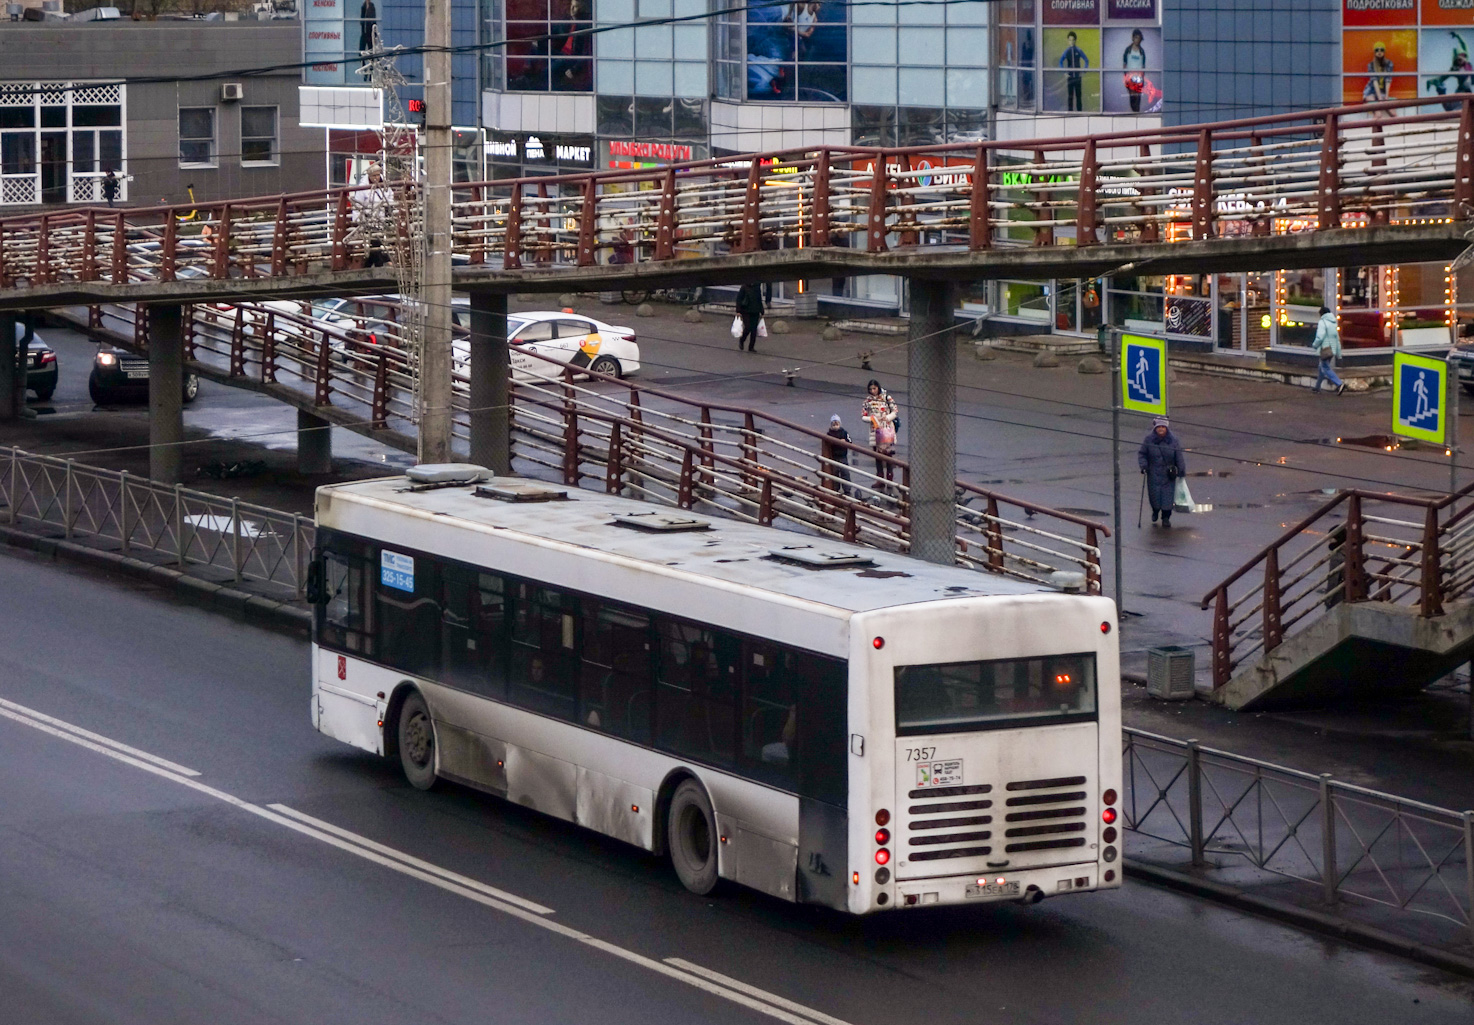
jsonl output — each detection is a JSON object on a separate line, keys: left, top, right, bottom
{"left": 308, "top": 468, "right": 1122, "bottom": 913}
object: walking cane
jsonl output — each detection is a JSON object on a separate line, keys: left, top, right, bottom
{"left": 1137, "top": 472, "right": 1147, "bottom": 528}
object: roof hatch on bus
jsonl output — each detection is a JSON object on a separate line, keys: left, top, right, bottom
{"left": 473, "top": 481, "right": 570, "bottom": 502}
{"left": 767, "top": 545, "right": 875, "bottom": 569}
{"left": 611, "top": 511, "right": 711, "bottom": 532}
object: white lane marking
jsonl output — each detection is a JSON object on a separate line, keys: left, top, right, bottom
{"left": 1, "top": 704, "right": 861, "bottom": 1025}
{"left": 665, "top": 959, "right": 856, "bottom": 1025}
{"left": 0, "top": 697, "right": 201, "bottom": 776}
{"left": 267, "top": 803, "right": 553, "bottom": 915}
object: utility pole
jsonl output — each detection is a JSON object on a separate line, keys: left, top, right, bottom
{"left": 418, "top": 0, "right": 453, "bottom": 464}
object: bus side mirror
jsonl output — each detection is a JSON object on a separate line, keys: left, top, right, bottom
{"left": 305, "top": 557, "right": 324, "bottom": 605}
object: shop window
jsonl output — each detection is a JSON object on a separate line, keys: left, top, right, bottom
{"left": 240, "top": 106, "right": 278, "bottom": 165}
{"left": 179, "top": 107, "right": 216, "bottom": 167}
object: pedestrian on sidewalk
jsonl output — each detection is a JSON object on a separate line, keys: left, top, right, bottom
{"left": 825, "top": 414, "right": 853, "bottom": 496}
{"left": 861, "top": 379, "right": 899, "bottom": 488}
{"left": 1138, "top": 415, "right": 1186, "bottom": 528}
{"left": 1314, "top": 305, "right": 1347, "bottom": 395}
{"left": 101, "top": 169, "right": 118, "bottom": 208}
{"left": 736, "top": 281, "right": 764, "bottom": 352}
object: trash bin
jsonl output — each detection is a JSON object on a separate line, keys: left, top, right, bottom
{"left": 1146, "top": 646, "right": 1195, "bottom": 700}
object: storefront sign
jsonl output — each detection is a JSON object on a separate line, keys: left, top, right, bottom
{"left": 1043, "top": 0, "right": 1099, "bottom": 25}
{"left": 1106, "top": 0, "right": 1156, "bottom": 17}
{"left": 487, "top": 134, "right": 595, "bottom": 167}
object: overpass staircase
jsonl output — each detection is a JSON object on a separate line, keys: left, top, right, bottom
{"left": 1202, "top": 485, "right": 1474, "bottom": 710}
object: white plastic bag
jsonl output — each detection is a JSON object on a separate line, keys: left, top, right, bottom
{"left": 1173, "top": 477, "right": 1194, "bottom": 513}
{"left": 757, "top": 318, "right": 769, "bottom": 338}
{"left": 731, "top": 315, "right": 743, "bottom": 338}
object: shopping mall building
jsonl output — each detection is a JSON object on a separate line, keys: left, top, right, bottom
{"left": 301, "top": 0, "right": 1472, "bottom": 358}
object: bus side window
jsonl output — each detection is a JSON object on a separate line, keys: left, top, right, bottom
{"left": 654, "top": 619, "right": 737, "bottom": 769}
{"left": 441, "top": 564, "right": 507, "bottom": 699}
{"left": 793, "top": 652, "right": 847, "bottom": 808}
{"left": 579, "top": 600, "right": 652, "bottom": 743}
{"left": 741, "top": 641, "right": 798, "bottom": 791}
{"left": 320, "top": 546, "right": 374, "bottom": 656}
{"left": 375, "top": 550, "right": 441, "bottom": 678}
{"left": 508, "top": 583, "right": 579, "bottom": 721}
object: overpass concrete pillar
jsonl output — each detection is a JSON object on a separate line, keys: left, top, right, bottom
{"left": 469, "top": 291, "right": 511, "bottom": 475}
{"left": 906, "top": 278, "right": 957, "bottom": 566}
{"left": 0, "top": 313, "right": 17, "bottom": 420}
{"left": 148, "top": 304, "right": 184, "bottom": 484}
{"left": 297, "top": 409, "right": 332, "bottom": 475}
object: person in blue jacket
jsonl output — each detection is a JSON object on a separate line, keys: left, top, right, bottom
{"left": 1138, "top": 416, "right": 1186, "bottom": 528}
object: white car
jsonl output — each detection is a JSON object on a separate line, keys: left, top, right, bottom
{"left": 453, "top": 311, "right": 640, "bottom": 380}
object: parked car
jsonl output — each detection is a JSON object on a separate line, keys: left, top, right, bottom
{"left": 88, "top": 346, "right": 199, "bottom": 406}
{"left": 452, "top": 311, "right": 640, "bottom": 380}
{"left": 19, "top": 323, "right": 57, "bottom": 400}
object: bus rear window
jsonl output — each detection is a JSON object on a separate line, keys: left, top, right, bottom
{"left": 894, "top": 654, "right": 1097, "bottom": 735}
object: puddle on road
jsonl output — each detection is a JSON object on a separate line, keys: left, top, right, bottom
{"left": 1318, "top": 433, "right": 1450, "bottom": 455}
{"left": 1055, "top": 507, "right": 1110, "bottom": 517}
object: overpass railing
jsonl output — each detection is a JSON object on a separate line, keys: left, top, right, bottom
{"left": 3, "top": 96, "right": 1470, "bottom": 289}
{"left": 1200, "top": 483, "right": 1474, "bottom": 690}
{"left": 0, "top": 447, "right": 313, "bottom": 599}
{"left": 84, "top": 298, "right": 1108, "bottom": 592}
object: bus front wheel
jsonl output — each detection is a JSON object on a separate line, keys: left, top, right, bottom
{"left": 667, "top": 779, "right": 719, "bottom": 894}
{"left": 396, "top": 690, "right": 438, "bottom": 791}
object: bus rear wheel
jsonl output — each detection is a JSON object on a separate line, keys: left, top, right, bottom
{"left": 396, "top": 690, "right": 438, "bottom": 791}
{"left": 667, "top": 779, "right": 719, "bottom": 894}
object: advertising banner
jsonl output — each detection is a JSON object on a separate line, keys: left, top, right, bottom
{"left": 1342, "top": 0, "right": 1474, "bottom": 105}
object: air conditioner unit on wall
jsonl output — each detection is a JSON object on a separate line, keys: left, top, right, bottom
{"left": 221, "top": 83, "right": 244, "bottom": 102}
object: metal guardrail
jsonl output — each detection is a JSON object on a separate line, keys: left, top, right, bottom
{"left": 0, "top": 96, "right": 1468, "bottom": 290}
{"left": 1, "top": 447, "right": 313, "bottom": 600}
{"left": 1123, "top": 727, "right": 1474, "bottom": 947}
{"left": 82, "top": 298, "right": 1109, "bottom": 592}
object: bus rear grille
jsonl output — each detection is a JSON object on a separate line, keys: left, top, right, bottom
{"left": 908, "top": 830, "right": 992, "bottom": 847}
{"left": 999, "top": 777, "right": 1090, "bottom": 856}
{"left": 1005, "top": 837, "right": 1087, "bottom": 853}
{"left": 910, "top": 846, "right": 992, "bottom": 862}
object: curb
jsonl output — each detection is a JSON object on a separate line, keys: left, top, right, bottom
{"left": 1125, "top": 858, "right": 1474, "bottom": 980}
{"left": 0, "top": 523, "right": 311, "bottom": 637}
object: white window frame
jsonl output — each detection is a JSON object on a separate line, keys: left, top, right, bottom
{"left": 0, "top": 80, "right": 128, "bottom": 206}
{"left": 240, "top": 105, "right": 279, "bottom": 167}
{"left": 178, "top": 106, "right": 217, "bottom": 168}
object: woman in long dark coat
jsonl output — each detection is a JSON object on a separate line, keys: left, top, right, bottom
{"left": 1138, "top": 415, "right": 1186, "bottom": 527}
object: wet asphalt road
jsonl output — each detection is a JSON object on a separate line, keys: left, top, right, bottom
{"left": 1, "top": 545, "right": 1471, "bottom": 1025}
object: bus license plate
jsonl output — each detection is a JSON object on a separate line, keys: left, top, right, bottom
{"left": 966, "top": 881, "right": 1020, "bottom": 899}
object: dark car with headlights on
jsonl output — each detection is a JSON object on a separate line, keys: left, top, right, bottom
{"left": 88, "top": 346, "right": 199, "bottom": 405}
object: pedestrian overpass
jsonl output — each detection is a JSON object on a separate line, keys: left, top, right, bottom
{"left": 0, "top": 95, "right": 1467, "bottom": 309}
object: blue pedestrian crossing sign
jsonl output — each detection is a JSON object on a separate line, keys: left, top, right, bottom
{"left": 1392, "top": 351, "right": 1448, "bottom": 444}
{"left": 1120, "top": 333, "right": 1168, "bottom": 416}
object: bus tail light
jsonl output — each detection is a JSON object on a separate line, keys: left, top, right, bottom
{"left": 875, "top": 828, "right": 890, "bottom": 845}
{"left": 875, "top": 809, "right": 890, "bottom": 826}
{"left": 1102, "top": 788, "right": 1118, "bottom": 805}
{"left": 872, "top": 637, "right": 884, "bottom": 649}
{"left": 1102, "top": 807, "right": 1117, "bottom": 824}
{"left": 853, "top": 871, "right": 860, "bottom": 885}
{"left": 875, "top": 848, "right": 890, "bottom": 865}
